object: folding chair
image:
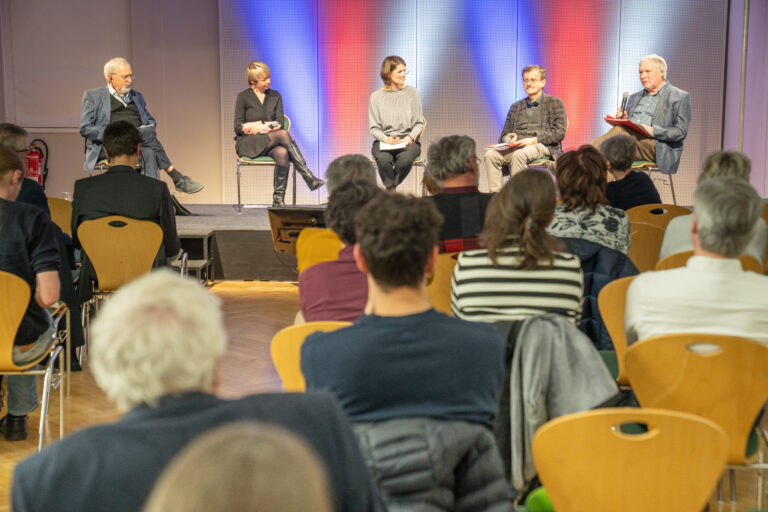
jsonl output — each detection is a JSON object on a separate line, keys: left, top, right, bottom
{"left": 626, "top": 203, "right": 690, "bottom": 230}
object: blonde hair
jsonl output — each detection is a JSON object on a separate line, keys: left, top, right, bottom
{"left": 143, "top": 422, "right": 332, "bottom": 512}
{"left": 90, "top": 270, "right": 227, "bottom": 411}
{"left": 246, "top": 61, "right": 270, "bottom": 86}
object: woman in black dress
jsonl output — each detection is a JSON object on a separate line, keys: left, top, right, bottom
{"left": 234, "top": 61, "right": 324, "bottom": 207}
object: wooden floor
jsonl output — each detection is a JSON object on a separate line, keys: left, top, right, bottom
{"left": 0, "top": 280, "right": 766, "bottom": 511}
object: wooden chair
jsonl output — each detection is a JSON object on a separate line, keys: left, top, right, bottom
{"left": 236, "top": 114, "right": 293, "bottom": 212}
{"left": 655, "top": 250, "right": 763, "bottom": 273}
{"left": 0, "top": 270, "right": 65, "bottom": 452}
{"left": 295, "top": 227, "right": 343, "bottom": 275}
{"left": 627, "top": 222, "right": 665, "bottom": 272}
{"left": 532, "top": 408, "right": 727, "bottom": 512}
{"left": 626, "top": 334, "right": 768, "bottom": 503}
{"left": 626, "top": 203, "right": 690, "bottom": 230}
{"left": 47, "top": 197, "right": 73, "bottom": 237}
{"left": 270, "top": 321, "right": 351, "bottom": 391}
{"left": 632, "top": 161, "right": 677, "bottom": 205}
{"left": 596, "top": 275, "right": 636, "bottom": 387}
{"left": 426, "top": 252, "right": 458, "bottom": 315}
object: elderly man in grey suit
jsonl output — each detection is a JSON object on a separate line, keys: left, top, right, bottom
{"left": 80, "top": 57, "right": 203, "bottom": 193}
{"left": 592, "top": 54, "right": 691, "bottom": 175}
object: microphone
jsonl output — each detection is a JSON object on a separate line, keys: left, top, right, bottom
{"left": 619, "top": 92, "right": 629, "bottom": 115}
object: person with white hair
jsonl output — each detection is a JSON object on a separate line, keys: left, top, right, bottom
{"left": 80, "top": 57, "right": 203, "bottom": 195}
{"left": 11, "top": 270, "right": 385, "bottom": 512}
{"left": 626, "top": 177, "right": 768, "bottom": 346}
{"left": 592, "top": 54, "right": 691, "bottom": 175}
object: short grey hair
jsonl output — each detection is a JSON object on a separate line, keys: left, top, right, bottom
{"left": 325, "top": 154, "right": 377, "bottom": 195}
{"left": 693, "top": 177, "right": 761, "bottom": 258}
{"left": 104, "top": 57, "right": 131, "bottom": 80}
{"left": 90, "top": 270, "right": 227, "bottom": 411}
{"left": 698, "top": 151, "right": 751, "bottom": 184}
{"left": 522, "top": 65, "right": 546, "bottom": 81}
{"left": 426, "top": 135, "right": 477, "bottom": 181}
{"left": 640, "top": 54, "right": 667, "bottom": 80}
{"left": 599, "top": 134, "right": 636, "bottom": 172}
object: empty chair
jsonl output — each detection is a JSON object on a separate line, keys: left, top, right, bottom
{"left": 533, "top": 408, "right": 727, "bottom": 512}
{"left": 596, "top": 275, "right": 636, "bottom": 387}
{"left": 626, "top": 203, "right": 689, "bottom": 230}
{"left": 655, "top": 250, "right": 763, "bottom": 273}
{"left": 627, "top": 222, "right": 665, "bottom": 272}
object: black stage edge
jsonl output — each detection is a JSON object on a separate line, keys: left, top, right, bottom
{"left": 176, "top": 204, "right": 302, "bottom": 281}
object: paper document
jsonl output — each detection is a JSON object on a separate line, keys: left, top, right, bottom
{"left": 485, "top": 141, "right": 522, "bottom": 150}
{"left": 380, "top": 141, "right": 407, "bottom": 150}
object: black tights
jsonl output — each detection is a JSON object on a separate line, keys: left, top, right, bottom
{"left": 264, "top": 130, "right": 293, "bottom": 167}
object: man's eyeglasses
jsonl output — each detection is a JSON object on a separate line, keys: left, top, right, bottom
{"left": 522, "top": 79, "right": 540, "bottom": 85}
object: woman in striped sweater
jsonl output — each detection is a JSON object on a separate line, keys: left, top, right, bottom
{"left": 451, "top": 169, "right": 584, "bottom": 324}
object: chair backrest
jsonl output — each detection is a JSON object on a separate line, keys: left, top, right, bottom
{"left": 270, "top": 321, "right": 351, "bottom": 391}
{"left": 626, "top": 203, "right": 689, "bottom": 230}
{"left": 77, "top": 215, "right": 164, "bottom": 292}
{"left": 655, "top": 250, "right": 763, "bottom": 273}
{"left": 283, "top": 113, "right": 291, "bottom": 131}
{"left": 426, "top": 252, "right": 458, "bottom": 315}
{"left": 416, "top": 117, "right": 427, "bottom": 142}
{"left": 596, "top": 275, "right": 635, "bottom": 386}
{"left": 0, "top": 270, "right": 39, "bottom": 371}
{"left": 627, "top": 222, "right": 665, "bottom": 272}
{"left": 295, "top": 227, "right": 343, "bottom": 275}
{"left": 626, "top": 333, "right": 768, "bottom": 464}
{"left": 47, "top": 197, "right": 73, "bottom": 237}
{"left": 533, "top": 407, "right": 727, "bottom": 512}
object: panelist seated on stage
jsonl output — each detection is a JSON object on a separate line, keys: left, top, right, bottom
{"left": 592, "top": 54, "right": 691, "bottom": 175}
{"left": 426, "top": 135, "right": 493, "bottom": 253}
{"left": 600, "top": 134, "right": 661, "bottom": 210}
{"left": 80, "top": 57, "right": 202, "bottom": 194}
{"left": 298, "top": 180, "right": 382, "bottom": 323}
{"left": 72, "top": 121, "right": 180, "bottom": 303}
{"left": 483, "top": 64, "right": 566, "bottom": 193}
{"left": 626, "top": 177, "right": 768, "bottom": 346}
{"left": 12, "top": 271, "right": 385, "bottom": 512}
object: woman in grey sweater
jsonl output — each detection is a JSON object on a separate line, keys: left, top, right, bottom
{"left": 369, "top": 56, "right": 424, "bottom": 191}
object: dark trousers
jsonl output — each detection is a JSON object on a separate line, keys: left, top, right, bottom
{"left": 371, "top": 140, "right": 421, "bottom": 188}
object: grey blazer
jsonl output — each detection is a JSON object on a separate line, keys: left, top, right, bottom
{"left": 626, "top": 82, "right": 691, "bottom": 174}
{"left": 79, "top": 86, "right": 156, "bottom": 173}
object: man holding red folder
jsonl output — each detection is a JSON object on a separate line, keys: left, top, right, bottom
{"left": 592, "top": 55, "right": 691, "bottom": 175}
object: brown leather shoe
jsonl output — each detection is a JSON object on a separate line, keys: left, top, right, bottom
{"left": 0, "top": 414, "right": 28, "bottom": 441}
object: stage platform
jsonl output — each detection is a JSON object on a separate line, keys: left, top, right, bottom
{"left": 176, "top": 204, "right": 301, "bottom": 281}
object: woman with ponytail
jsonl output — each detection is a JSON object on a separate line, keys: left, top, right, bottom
{"left": 450, "top": 169, "right": 583, "bottom": 324}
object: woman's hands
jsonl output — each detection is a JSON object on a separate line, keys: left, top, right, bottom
{"left": 382, "top": 135, "right": 413, "bottom": 145}
{"left": 242, "top": 121, "right": 275, "bottom": 134}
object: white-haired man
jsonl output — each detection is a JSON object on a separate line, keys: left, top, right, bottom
{"left": 626, "top": 177, "right": 768, "bottom": 345}
{"left": 80, "top": 57, "right": 203, "bottom": 194}
{"left": 12, "top": 270, "right": 385, "bottom": 512}
{"left": 592, "top": 54, "right": 691, "bottom": 175}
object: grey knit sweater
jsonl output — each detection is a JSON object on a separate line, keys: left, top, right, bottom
{"left": 368, "top": 85, "right": 424, "bottom": 141}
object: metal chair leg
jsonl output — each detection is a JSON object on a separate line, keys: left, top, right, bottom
{"left": 729, "top": 468, "right": 736, "bottom": 503}
{"left": 59, "top": 350, "right": 64, "bottom": 439}
{"left": 669, "top": 174, "right": 677, "bottom": 205}
{"left": 717, "top": 476, "right": 724, "bottom": 504}
{"left": 66, "top": 308, "right": 71, "bottom": 396}
{"left": 236, "top": 160, "right": 242, "bottom": 213}
{"left": 37, "top": 364, "right": 53, "bottom": 452}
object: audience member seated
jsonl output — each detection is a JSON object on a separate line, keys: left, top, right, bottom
{"left": 626, "top": 177, "right": 768, "bottom": 345}
{"left": 0, "top": 123, "right": 85, "bottom": 364}
{"left": 548, "top": 145, "right": 630, "bottom": 254}
{"left": 0, "top": 147, "right": 60, "bottom": 442}
{"left": 600, "top": 134, "right": 661, "bottom": 210}
{"left": 299, "top": 180, "right": 381, "bottom": 322}
{"left": 659, "top": 151, "right": 767, "bottom": 264}
{"left": 144, "top": 423, "right": 332, "bottom": 512}
{"left": 426, "top": 135, "right": 493, "bottom": 252}
{"left": 71, "top": 121, "right": 180, "bottom": 304}
{"left": 12, "top": 270, "right": 385, "bottom": 512}
{"left": 451, "top": 169, "right": 583, "bottom": 324}
{"left": 302, "top": 194, "right": 511, "bottom": 510}
{"left": 296, "top": 154, "right": 377, "bottom": 275}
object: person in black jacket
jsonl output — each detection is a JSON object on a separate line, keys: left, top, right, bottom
{"left": 12, "top": 270, "right": 384, "bottom": 512}
{"left": 601, "top": 134, "right": 661, "bottom": 210}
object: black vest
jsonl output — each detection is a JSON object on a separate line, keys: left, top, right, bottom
{"left": 110, "top": 94, "right": 142, "bottom": 128}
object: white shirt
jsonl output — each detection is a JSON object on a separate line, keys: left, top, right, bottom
{"left": 625, "top": 256, "right": 768, "bottom": 345}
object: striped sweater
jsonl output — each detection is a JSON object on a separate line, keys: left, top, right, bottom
{"left": 451, "top": 245, "right": 584, "bottom": 324}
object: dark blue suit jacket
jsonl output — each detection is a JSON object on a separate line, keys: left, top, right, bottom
{"left": 80, "top": 86, "right": 156, "bottom": 173}
{"left": 12, "top": 392, "right": 385, "bottom": 512}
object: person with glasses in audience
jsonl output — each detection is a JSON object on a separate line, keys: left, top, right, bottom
{"left": 483, "top": 65, "right": 566, "bottom": 192}
{"left": 369, "top": 56, "right": 424, "bottom": 191}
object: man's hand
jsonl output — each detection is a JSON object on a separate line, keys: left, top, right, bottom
{"left": 615, "top": 110, "right": 629, "bottom": 119}
{"left": 518, "top": 137, "right": 538, "bottom": 147}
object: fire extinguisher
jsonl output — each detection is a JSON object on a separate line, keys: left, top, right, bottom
{"left": 26, "top": 138, "right": 49, "bottom": 187}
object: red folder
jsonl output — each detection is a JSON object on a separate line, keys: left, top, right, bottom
{"left": 604, "top": 116, "right": 650, "bottom": 137}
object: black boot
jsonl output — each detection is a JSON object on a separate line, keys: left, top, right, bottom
{"left": 272, "top": 165, "right": 289, "bottom": 207}
{"left": 0, "top": 414, "right": 28, "bottom": 441}
{"left": 286, "top": 142, "right": 325, "bottom": 191}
